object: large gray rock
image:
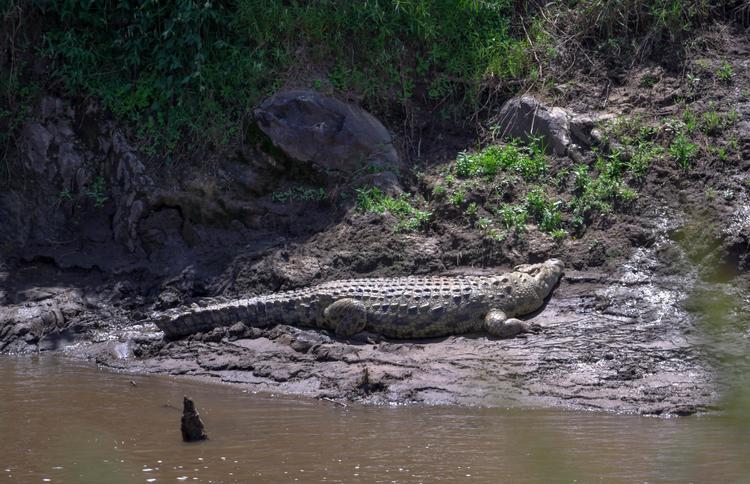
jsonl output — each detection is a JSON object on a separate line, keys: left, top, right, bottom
{"left": 495, "top": 95, "right": 572, "bottom": 156}
{"left": 254, "top": 90, "right": 401, "bottom": 175}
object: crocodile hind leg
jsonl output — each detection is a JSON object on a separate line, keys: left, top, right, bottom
{"left": 324, "top": 298, "right": 367, "bottom": 338}
{"left": 484, "top": 309, "right": 530, "bottom": 338}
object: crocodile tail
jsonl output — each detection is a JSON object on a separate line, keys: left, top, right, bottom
{"left": 154, "top": 295, "right": 314, "bottom": 339}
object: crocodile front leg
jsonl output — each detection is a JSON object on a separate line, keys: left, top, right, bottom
{"left": 484, "top": 309, "right": 529, "bottom": 338}
{"left": 324, "top": 298, "right": 367, "bottom": 338}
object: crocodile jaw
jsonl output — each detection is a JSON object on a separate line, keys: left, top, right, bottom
{"left": 535, "top": 259, "right": 564, "bottom": 299}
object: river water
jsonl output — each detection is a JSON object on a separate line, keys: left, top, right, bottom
{"left": 1, "top": 356, "right": 749, "bottom": 483}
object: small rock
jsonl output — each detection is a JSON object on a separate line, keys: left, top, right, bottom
{"left": 181, "top": 396, "right": 208, "bottom": 442}
{"left": 228, "top": 322, "right": 248, "bottom": 338}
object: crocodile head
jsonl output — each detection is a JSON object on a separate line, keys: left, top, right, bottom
{"left": 513, "top": 259, "right": 564, "bottom": 299}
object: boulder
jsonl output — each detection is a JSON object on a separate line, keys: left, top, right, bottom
{"left": 254, "top": 90, "right": 401, "bottom": 175}
{"left": 495, "top": 95, "right": 571, "bottom": 156}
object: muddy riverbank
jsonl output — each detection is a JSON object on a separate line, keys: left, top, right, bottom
{"left": 3, "top": 206, "right": 748, "bottom": 415}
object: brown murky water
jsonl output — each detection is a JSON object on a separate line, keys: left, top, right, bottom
{"left": 1, "top": 356, "right": 749, "bottom": 483}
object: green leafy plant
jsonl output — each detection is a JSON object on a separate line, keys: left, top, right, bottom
{"left": 58, "top": 188, "right": 73, "bottom": 201}
{"left": 449, "top": 189, "right": 466, "bottom": 206}
{"left": 431, "top": 184, "right": 447, "bottom": 199}
{"left": 682, "top": 108, "right": 698, "bottom": 134}
{"left": 355, "top": 186, "right": 430, "bottom": 232}
{"left": 525, "top": 188, "right": 564, "bottom": 234}
{"left": 701, "top": 110, "right": 722, "bottom": 135}
{"left": 498, "top": 204, "right": 527, "bottom": 233}
{"left": 85, "top": 176, "right": 109, "bottom": 208}
{"left": 629, "top": 141, "right": 663, "bottom": 178}
{"left": 716, "top": 61, "right": 734, "bottom": 83}
{"left": 670, "top": 133, "right": 699, "bottom": 170}
{"left": 475, "top": 217, "right": 492, "bottom": 231}
{"left": 453, "top": 139, "right": 547, "bottom": 181}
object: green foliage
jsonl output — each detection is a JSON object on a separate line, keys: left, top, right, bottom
{"left": 355, "top": 186, "right": 430, "bottom": 232}
{"left": 629, "top": 141, "right": 664, "bottom": 178}
{"left": 726, "top": 108, "right": 739, "bottom": 126}
{"left": 37, "top": 0, "right": 532, "bottom": 157}
{"left": 569, "top": 154, "right": 638, "bottom": 221}
{"left": 670, "top": 133, "right": 699, "bottom": 170}
{"left": 431, "top": 184, "right": 447, "bottom": 199}
{"left": 701, "top": 110, "right": 722, "bottom": 135}
{"left": 272, "top": 186, "right": 327, "bottom": 204}
{"left": 453, "top": 139, "right": 547, "bottom": 181}
{"left": 712, "top": 146, "right": 729, "bottom": 163}
{"left": 716, "top": 61, "right": 734, "bottom": 83}
{"left": 565, "top": 0, "right": 716, "bottom": 57}
{"left": 603, "top": 116, "right": 663, "bottom": 179}
{"left": 682, "top": 108, "right": 698, "bottom": 134}
{"left": 449, "top": 189, "right": 467, "bottom": 206}
{"left": 498, "top": 204, "right": 528, "bottom": 232}
{"left": 475, "top": 217, "right": 492, "bottom": 231}
{"left": 85, "top": 176, "right": 109, "bottom": 208}
{"left": 525, "top": 188, "right": 565, "bottom": 235}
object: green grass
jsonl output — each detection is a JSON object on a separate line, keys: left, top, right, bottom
{"left": 355, "top": 186, "right": 430, "bottom": 232}
{"left": 716, "top": 61, "right": 734, "bottom": 83}
{"left": 682, "top": 108, "right": 699, "bottom": 134}
{"left": 629, "top": 141, "right": 664, "bottom": 179}
{"left": 445, "top": 120, "right": 650, "bottom": 238}
{"left": 453, "top": 139, "right": 547, "bottom": 181}
{"left": 602, "top": 116, "right": 663, "bottom": 180}
{"left": 701, "top": 110, "right": 722, "bottom": 135}
{"left": 449, "top": 189, "right": 467, "bottom": 206}
{"left": 670, "top": 133, "right": 699, "bottom": 170}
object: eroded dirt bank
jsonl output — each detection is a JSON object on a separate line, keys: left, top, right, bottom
{"left": 2, "top": 28, "right": 750, "bottom": 416}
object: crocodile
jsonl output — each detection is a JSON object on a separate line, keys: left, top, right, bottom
{"left": 154, "top": 259, "right": 564, "bottom": 340}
